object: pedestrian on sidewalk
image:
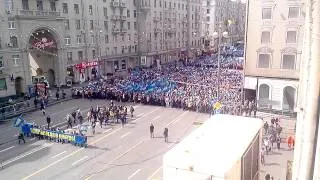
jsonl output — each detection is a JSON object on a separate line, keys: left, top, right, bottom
{"left": 261, "top": 148, "right": 265, "bottom": 166}
{"left": 287, "top": 135, "right": 293, "bottom": 150}
{"left": 66, "top": 114, "right": 72, "bottom": 129}
{"left": 150, "top": 123, "right": 154, "bottom": 138}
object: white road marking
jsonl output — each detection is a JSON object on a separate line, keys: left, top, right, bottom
{"left": 30, "top": 138, "right": 36, "bottom": 141}
{"left": 14, "top": 133, "right": 19, "bottom": 137}
{"left": 147, "top": 167, "right": 162, "bottom": 180}
{"left": 103, "top": 129, "right": 112, "bottom": 134}
{"left": 0, "top": 146, "right": 15, "bottom": 153}
{"left": 109, "top": 139, "right": 144, "bottom": 164}
{"left": 137, "top": 113, "right": 145, "bottom": 117}
{"left": 51, "top": 151, "right": 67, "bottom": 159}
{"left": 128, "top": 169, "right": 141, "bottom": 179}
{"left": 72, "top": 156, "right": 89, "bottom": 166}
{"left": 151, "top": 116, "right": 161, "bottom": 122}
{"left": 120, "top": 132, "right": 132, "bottom": 139}
{"left": 2, "top": 143, "right": 53, "bottom": 167}
{"left": 132, "top": 107, "right": 161, "bottom": 123}
{"left": 22, "top": 128, "right": 122, "bottom": 180}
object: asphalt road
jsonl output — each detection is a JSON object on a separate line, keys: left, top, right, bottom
{"left": 0, "top": 99, "right": 209, "bottom": 180}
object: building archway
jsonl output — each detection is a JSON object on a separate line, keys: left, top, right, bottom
{"left": 283, "top": 86, "right": 296, "bottom": 111}
{"left": 27, "top": 27, "right": 59, "bottom": 88}
{"left": 47, "top": 69, "right": 55, "bottom": 87}
{"left": 258, "top": 84, "right": 270, "bottom": 108}
{"left": 15, "top": 77, "right": 24, "bottom": 96}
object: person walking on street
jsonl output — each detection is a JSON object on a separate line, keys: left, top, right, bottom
{"left": 46, "top": 115, "right": 51, "bottom": 129}
{"left": 130, "top": 106, "right": 134, "bottom": 118}
{"left": 150, "top": 123, "right": 155, "bottom": 138}
{"left": 164, "top": 128, "right": 168, "bottom": 142}
{"left": 287, "top": 135, "right": 293, "bottom": 150}
{"left": 66, "top": 114, "right": 72, "bottom": 129}
{"left": 18, "top": 133, "right": 25, "bottom": 144}
{"left": 92, "top": 121, "right": 96, "bottom": 135}
{"left": 276, "top": 136, "right": 281, "bottom": 150}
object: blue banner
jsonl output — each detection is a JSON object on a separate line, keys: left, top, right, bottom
{"left": 14, "top": 115, "right": 25, "bottom": 128}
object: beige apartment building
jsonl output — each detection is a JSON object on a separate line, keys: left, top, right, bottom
{"left": 244, "top": 0, "right": 304, "bottom": 113}
{"left": 201, "top": 0, "right": 246, "bottom": 48}
{"left": 0, "top": 0, "right": 206, "bottom": 97}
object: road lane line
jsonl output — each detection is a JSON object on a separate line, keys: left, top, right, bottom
{"left": 72, "top": 156, "right": 89, "bottom": 166}
{"left": 103, "top": 129, "right": 112, "bottom": 134}
{"left": 109, "top": 140, "right": 144, "bottom": 164}
{"left": 120, "top": 132, "right": 132, "bottom": 139}
{"left": 22, "top": 127, "right": 122, "bottom": 180}
{"left": 0, "top": 146, "right": 15, "bottom": 153}
{"left": 2, "top": 143, "right": 53, "bottom": 167}
{"left": 51, "top": 151, "right": 66, "bottom": 159}
{"left": 148, "top": 166, "right": 162, "bottom": 180}
{"left": 128, "top": 169, "right": 141, "bottom": 179}
{"left": 132, "top": 107, "right": 161, "bottom": 123}
{"left": 30, "top": 138, "right": 36, "bottom": 141}
{"left": 137, "top": 113, "right": 145, "bottom": 117}
{"left": 151, "top": 116, "right": 161, "bottom": 122}
{"left": 14, "top": 133, "right": 19, "bottom": 137}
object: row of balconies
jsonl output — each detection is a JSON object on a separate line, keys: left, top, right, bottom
{"left": 112, "top": 28, "right": 127, "bottom": 33}
{"left": 110, "top": 15, "right": 127, "bottom": 21}
{"left": 110, "top": 1, "right": 126, "bottom": 8}
{"left": 7, "top": 9, "right": 62, "bottom": 19}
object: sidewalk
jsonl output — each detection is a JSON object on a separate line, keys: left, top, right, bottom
{"left": 260, "top": 143, "right": 294, "bottom": 180}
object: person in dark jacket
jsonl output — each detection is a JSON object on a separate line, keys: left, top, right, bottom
{"left": 46, "top": 115, "right": 51, "bottom": 129}
{"left": 18, "top": 133, "right": 25, "bottom": 144}
{"left": 150, "top": 123, "right": 154, "bottom": 138}
{"left": 164, "top": 128, "right": 168, "bottom": 142}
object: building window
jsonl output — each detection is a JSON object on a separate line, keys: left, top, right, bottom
{"left": 0, "top": 56, "right": 3, "bottom": 67}
{"left": 62, "top": 3, "right": 68, "bottom": 14}
{"left": 92, "top": 50, "right": 96, "bottom": 58}
{"left": 114, "top": 60, "right": 119, "bottom": 70}
{"left": 128, "top": 34, "right": 131, "bottom": 41}
{"left": 127, "top": 10, "right": 130, "bottom": 17}
{"left": 0, "top": 78, "right": 7, "bottom": 90}
{"left": 288, "top": 7, "right": 299, "bottom": 19}
{"left": 12, "top": 54, "right": 19, "bottom": 66}
{"left": 105, "top": 35, "right": 109, "bottom": 43}
{"left": 22, "top": 0, "right": 29, "bottom": 10}
{"left": 78, "top": 51, "right": 83, "bottom": 60}
{"left": 259, "top": 84, "right": 270, "bottom": 101}
{"left": 134, "top": 10, "right": 137, "bottom": 18}
{"left": 121, "top": 60, "right": 126, "bottom": 69}
{"left": 282, "top": 54, "right": 296, "bottom": 69}
{"left": 258, "top": 53, "right": 271, "bottom": 68}
{"left": 261, "top": 31, "right": 270, "bottom": 44}
{"left": 74, "top": 4, "right": 79, "bottom": 14}
{"left": 90, "top": 35, "right": 95, "bottom": 44}
{"left": 64, "top": 36, "right": 71, "bottom": 45}
{"left": 103, "top": 7, "right": 108, "bottom": 18}
{"left": 89, "top": 5, "right": 93, "bottom": 15}
{"left": 36, "top": 0, "right": 43, "bottom": 11}
{"left": 50, "top": 0, "right": 56, "bottom": 11}
{"left": 104, "top": 21, "right": 108, "bottom": 30}
{"left": 8, "top": 21, "right": 15, "bottom": 29}
{"left": 67, "top": 52, "right": 72, "bottom": 61}
{"left": 134, "top": 22, "right": 137, "bottom": 30}
{"left": 286, "top": 31, "right": 297, "bottom": 43}
{"left": 76, "top": 35, "right": 82, "bottom": 44}
{"left": 90, "top": 20, "right": 94, "bottom": 30}
{"left": 127, "top": 22, "right": 130, "bottom": 30}
{"left": 76, "top": 20, "right": 81, "bottom": 30}
{"left": 10, "top": 36, "right": 18, "bottom": 48}
{"left": 64, "top": 19, "right": 70, "bottom": 30}
{"left": 262, "top": 8, "right": 271, "bottom": 20}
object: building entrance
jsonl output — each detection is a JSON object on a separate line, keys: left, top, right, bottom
{"left": 28, "top": 28, "right": 58, "bottom": 88}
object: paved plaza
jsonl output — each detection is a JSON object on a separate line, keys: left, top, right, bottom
{"left": 0, "top": 99, "right": 295, "bottom": 180}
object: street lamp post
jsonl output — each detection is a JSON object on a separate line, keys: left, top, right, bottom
{"left": 213, "top": 23, "right": 228, "bottom": 101}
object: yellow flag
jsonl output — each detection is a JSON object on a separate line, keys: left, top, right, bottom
{"left": 213, "top": 102, "right": 222, "bottom": 110}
